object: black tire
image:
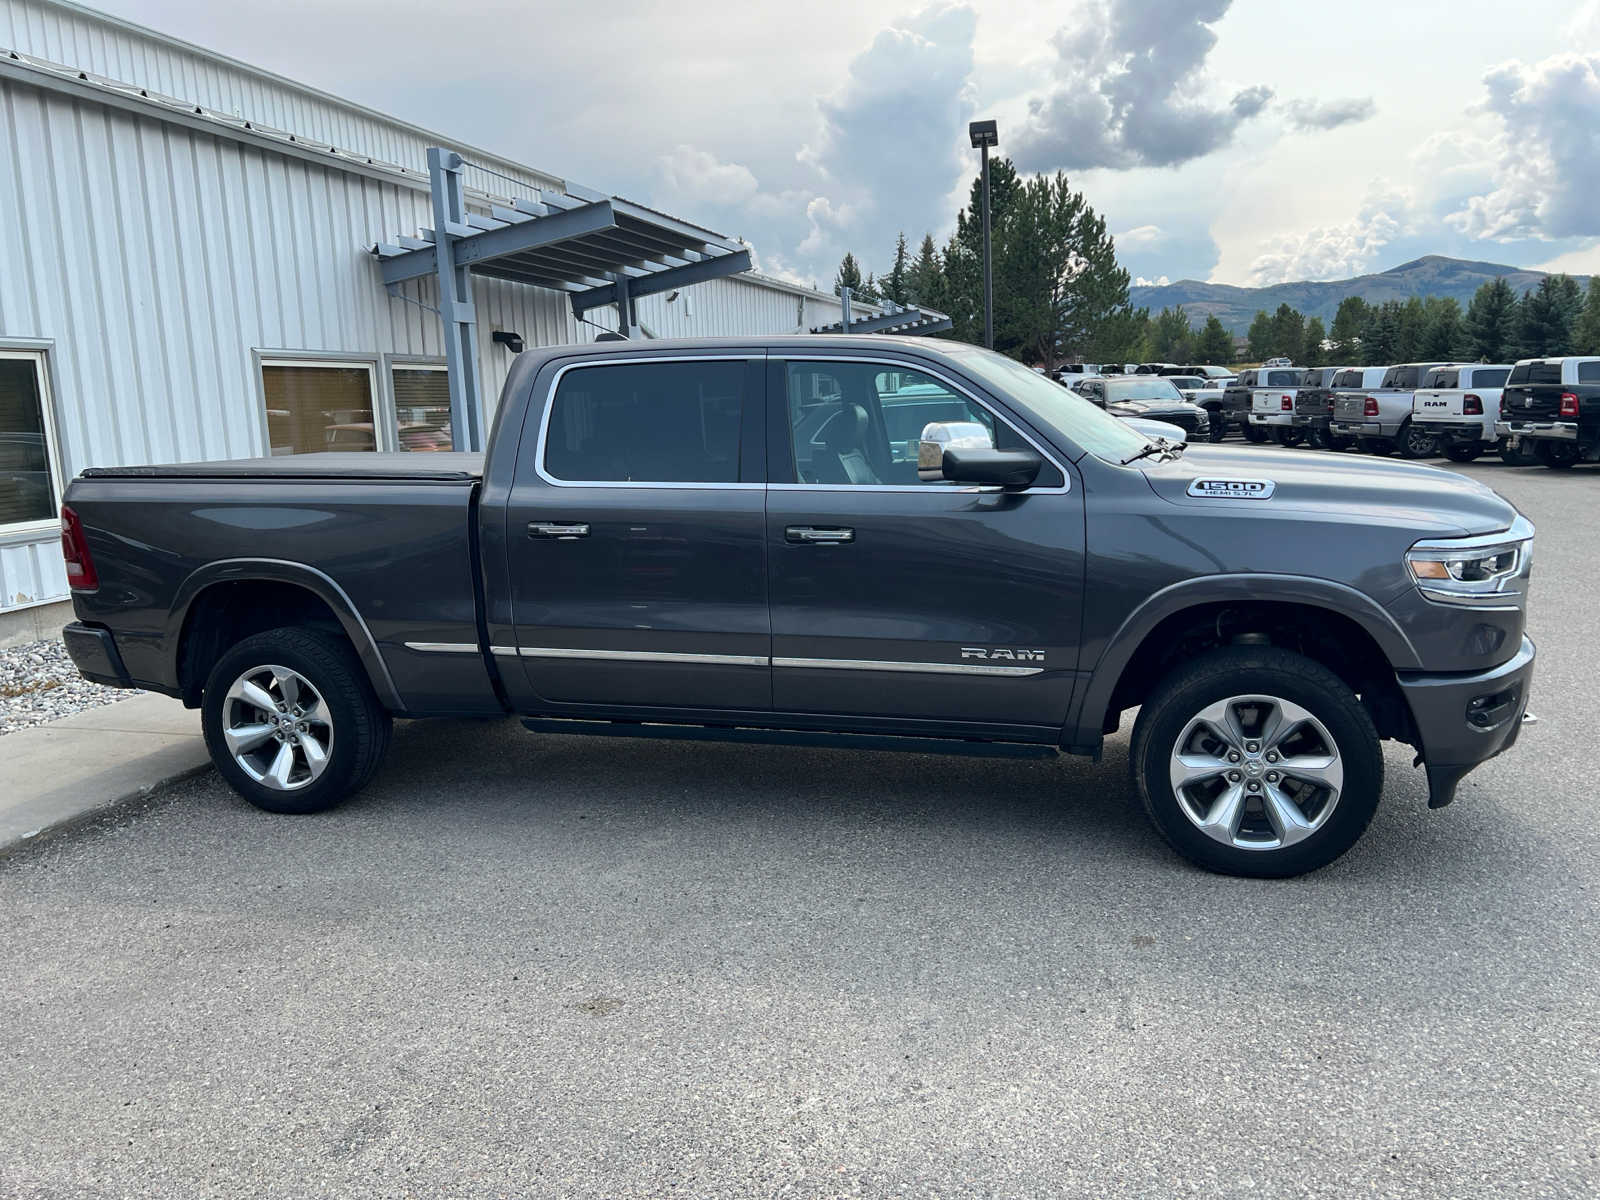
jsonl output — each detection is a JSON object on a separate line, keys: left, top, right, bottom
{"left": 202, "top": 627, "right": 392, "bottom": 814}
{"left": 1129, "top": 647, "right": 1383, "bottom": 878}
{"left": 1304, "top": 424, "right": 1330, "bottom": 450}
{"left": 1242, "top": 424, "right": 1269, "bottom": 444}
{"left": 1443, "top": 442, "right": 1484, "bottom": 463}
{"left": 1359, "top": 438, "right": 1392, "bottom": 456}
{"left": 1396, "top": 419, "right": 1438, "bottom": 459}
{"left": 1536, "top": 440, "right": 1579, "bottom": 470}
{"left": 1204, "top": 407, "right": 1227, "bottom": 443}
{"left": 1272, "top": 427, "right": 1304, "bottom": 448}
{"left": 1498, "top": 438, "right": 1540, "bottom": 466}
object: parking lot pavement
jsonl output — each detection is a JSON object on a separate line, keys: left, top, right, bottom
{"left": 2, "top": 460, "right": 1597, "bottom": 1199}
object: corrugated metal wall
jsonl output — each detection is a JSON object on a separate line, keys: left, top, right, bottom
{"left": 0, "top": 0, "right": 858, "bottom": 614}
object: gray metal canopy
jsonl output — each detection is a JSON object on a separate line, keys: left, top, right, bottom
{"left": 811, "top": 301, "right": 952, "bottom": 337}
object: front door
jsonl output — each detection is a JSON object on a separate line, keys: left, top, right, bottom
{"left": 505, "top": 355, "right": 770, "bottom": 711}
{"left": 767, "top": 356, "right": 1084, "bottom": 734}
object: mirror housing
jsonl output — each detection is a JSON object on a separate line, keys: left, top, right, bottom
{"left": 917, "top": 420, "right": 993, "bottom": 481}
{"left": 940, "top": 446, "right": 1043, "bottom": 490}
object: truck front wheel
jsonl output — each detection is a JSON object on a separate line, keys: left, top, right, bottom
{"left": 201, "top": 628, "right": 392, "bottom": 814}
{"left": 1129, "top": 648, "right": 1383, "bottom": 878}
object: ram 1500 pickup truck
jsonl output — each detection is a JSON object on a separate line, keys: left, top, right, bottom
{"left": 1330, "top": 362, "right": 1453, "bottom": 458}
{"left": 1411, "top": 364, "right": 1514, "bottom": 464}
{"left": 1496, "top": 356, "right": 1600, "bottom": 469}
{"left": 1220, "top": 367, "right": 1301, "bottom": 443}
{"left": 59, "top": 336, "right": 1537, "bottom": 878}
{"left": 1286, "top": 367, "right": 1350, "bottom": 449}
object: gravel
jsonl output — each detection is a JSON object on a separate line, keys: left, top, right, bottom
{"left": 0, "top": 637, "right": 141, "bottom": 735}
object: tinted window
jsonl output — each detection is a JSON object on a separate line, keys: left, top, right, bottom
{"left": 1527, "top": 361, "right": 1563, "bottom": 384}
{"left": 1580, "top": 361, "right": 1600, "bottom": 384}
{"left": 1265, "top": 371, "right": 1299, "bottom": 387}
{"left": 1424, "top": 369, "right": 1459, "bottom": 389}
{"left": 0, "top": 355, "right": 57, "bottom": 528}
{"left": 1107, "top": 378, "right": 1184, "bottom": 403}
{"left": 1331, "top": 369, "right": 1363, "bottom": 388}
{"left": 262, "top": 362, "right": 376, "bottom": 455}
{"left": 1381, "top": 366, "right": 1426, "bottom": 389}
{"left": 1469, "top": 368, "right": 1509, "bottom": 388}
{"left": 544, "top": 360, "right": 745, "bottom": 483}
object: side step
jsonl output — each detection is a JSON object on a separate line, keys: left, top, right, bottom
{"left": 520, "top": 717, "right": 1059, "bottom": 759}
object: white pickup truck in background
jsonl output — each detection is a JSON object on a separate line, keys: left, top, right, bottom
{"left": 1411, "top": 364, "right": 1521, "bottom": 464}
{"left": 1247, "top": 377, "right": 1302, "bottom": 445}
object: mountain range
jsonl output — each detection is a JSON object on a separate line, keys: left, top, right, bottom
{"left": 1129, "top": 255, "right": 1590, "bottom": 334}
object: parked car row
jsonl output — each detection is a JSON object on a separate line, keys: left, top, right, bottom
{"left": 1183, "top": 357, "right": 1600, "bottom": 470}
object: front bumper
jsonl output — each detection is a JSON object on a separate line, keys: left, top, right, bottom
{"left": 1397, "top": 634, "right": 1535, "bottom": 808}
{"left": 62, "top": 622, "right": 136, "bottom": 689}
{"left": 1495, "top": 419, "right": 1577, "bottom": 441}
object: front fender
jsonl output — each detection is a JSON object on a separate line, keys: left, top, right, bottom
{"left": 167, "top": 558, "right": 404, "bottom": 709}
{"left": 1064, "top": 572, "right": 1419, "bottom": 750}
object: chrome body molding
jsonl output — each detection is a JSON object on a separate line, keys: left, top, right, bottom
{"left": 403, "top": 641, "right": 481, "bottom": 653}
{"left": 772, "top": 656, "right": 1043, "bottom": 678}
{"left": 492, "top": 646, "right": 1045, "bottom": 676}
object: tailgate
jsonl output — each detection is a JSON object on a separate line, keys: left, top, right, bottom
{"left": 1332, "top": 392, "right": 1367, "bottom": 421}
{"left": 1501, "top": 384, "right": 1564, "bottom": 419}
{"left": 1413, "top": 389, "right": 1463, "bottom": 419}
{"left": 1251, "top": 387, "right": 1294, "bottom": 413}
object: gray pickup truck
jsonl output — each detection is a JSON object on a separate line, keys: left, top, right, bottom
{"left": 59, "top": 336, "right": 1536, "bottom": 878}
{"left": 1331, "top": 362, "right": 1452, "bottom": 457}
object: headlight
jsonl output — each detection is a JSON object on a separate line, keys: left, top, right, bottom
{"left": 1406, "top": 517, "right": 1533, "bottom": 606}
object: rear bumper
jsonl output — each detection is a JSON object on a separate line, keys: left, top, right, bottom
{"left": 1247, "top": 412, "right": 1295, "bottom": 427}
{"left": 1397, "top": 634, "right": 1535, "bottom": 808}
{"left": 1330, "top": 420, "right": 1387, "bottom": 438}
{"left": 1495, "top": 419, "right": 1577, "bottom": 441}
{"left": 1417, "top": 419, "right": 1490, "bottom": 442}
{"left": 62, "top": 622, "right": 136, "bottom": 689}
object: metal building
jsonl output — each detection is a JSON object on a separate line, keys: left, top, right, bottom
{"left": 0, "top": 0, "right": 866, "bottom": 626}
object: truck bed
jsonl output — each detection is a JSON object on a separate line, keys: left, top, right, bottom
{"left": 80, "top": 452, "right": 485, "bottom": 481}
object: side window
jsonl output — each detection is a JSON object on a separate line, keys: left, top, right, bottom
{"left": 261, "top": 360, "right": 378, "bottom": 454}
{"left": 0, "top": 351, "right": 60, "bottom": 532}
{"left": 1471, "top": 368, "right": 1509, "bottom": 388}
{"left": 785, "top": 362, "right": 1000, "bottom": 486}
{"left": 543, "top": 360, "right": 746, "bottom": 483}
{"left": 392, "top": 365, "right": 453, "bottom": 451}
{"left": 1578, "top": 361, "right": 1600, "bottom": 384}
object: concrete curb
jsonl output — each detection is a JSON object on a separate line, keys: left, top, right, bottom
{"left": 0, "top": 693, "right": 212, "bottom": 857}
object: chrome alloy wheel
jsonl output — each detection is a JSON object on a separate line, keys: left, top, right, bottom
{"left": 1168, "top": 694, "right": 1343, "bottom": 851}
{"left": 222, "top": 665, "right": 333, "bottom": 791}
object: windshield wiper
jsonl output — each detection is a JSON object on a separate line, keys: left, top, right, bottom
{"left": 1121, "top": 438, "right": 1185, "bottom": 466}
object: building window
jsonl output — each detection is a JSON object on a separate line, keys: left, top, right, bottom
{"left": 0, "top": 351, "right": 61, "bottom": 532}
{"left": 261, "top": 360, "right": 378, "bottom": 455}
{"left": 392, "top": 365, "right": 453, "bottom": 452}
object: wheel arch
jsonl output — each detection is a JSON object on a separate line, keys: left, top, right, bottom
{"left": 1065, "top": 574, "right": 1420, "bottom": 751}
{"left": 168, "top": 559, "right": 403, "bottom": 710}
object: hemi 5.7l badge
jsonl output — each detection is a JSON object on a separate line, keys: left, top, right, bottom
{"left": 1186, "top": 477, "right": 1275, "bottom": 500}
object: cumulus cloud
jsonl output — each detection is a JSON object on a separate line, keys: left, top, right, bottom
{"left": 1134, "top": 275, "right": 1172, "bottom": 287}
{"left": 1247, "top": 183, "right": 1414, "bottom": 285}
{"left": 653, "top": 145, "right": 761, "bottom": 208}
{"left": 1444, "top": 52, "right": 1600, "bottom": 241}
{"left": 1011, "top": 0, "right": 1271, "bottom": 171}
{"left": 1284, "top": 96, "right": 1376, "bottom": 131}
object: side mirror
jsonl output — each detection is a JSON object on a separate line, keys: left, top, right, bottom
{"left": 917, "top": 420, "right": 993, "bottom": 481}
{"left": 941, "top": 446, "right": 1043, "bottom": 490}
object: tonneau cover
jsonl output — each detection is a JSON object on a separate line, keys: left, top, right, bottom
{"left": 80, "top": 452, "right": 485, "bottom": 482}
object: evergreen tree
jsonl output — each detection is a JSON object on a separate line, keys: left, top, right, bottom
{"left": 1303, "top": 317, "right": 1328, "bottom": 366}
{"left": 1194, "top": 314, "right": 1235, "bottom": 365}
{"left": 858, "top": 272, "right": 882, "bottom": 304}
{"left": 1520, "top": 273, "right": 1583, "bottom": 356}
{"left": 1419, "top": 297, "right": 1465, "bottom": 361}
{"left": 883, "top": 233, "right": 911, "bottom": 306}
{"left": 832, "top": 252, "right": 864, "bottom": 298}
{"left": 1364, "top": 303, "right": 1399, "bottom": 363}
{"left": 1090, "top": 307, "right": 1152, "bottom": 365}
{"left": 907, "top": 234, "right": 943, "bottom": 309}
{"left": 1329, "top": 296, "right": 1369, "bottom": 361}
{"left": 1246, "top": 310, "right": 1274, "bottom": 361}
{"left": 1269, "top": 303, "right": 1304, "bottom": 362}
{"left": 1150, "top": 306, "right": 1193, "bottom": 363}
{"left": 1465, "top": 277, "right": 1520, "bottom": 362}
{"left": 1394, "top": 296, "right": 1427, "bottom": 362}
{"left": 1577, "top": 277, "right": 1600, "bottom": 355}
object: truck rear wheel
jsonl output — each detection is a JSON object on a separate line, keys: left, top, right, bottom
{"left": 1129, "top": 648, "right": 1382, "bottom": 878}
{"left": 1242, "top": 425, "right": 1268, "bottom": 444}
{"left": 1536, "top": 440, "right": 1579, "bottom": 470}
{"left": 1396, "top": 419, "right": 1438, "bottom": 459}
{"left": 201, "top": 628, "right": 392, "bottom": 814}
{"left": 1272, "top": 427, "right": 1304, "bottom": 447}
{"left": 1443, "top": 442, "right": 1484, "bottom": 463}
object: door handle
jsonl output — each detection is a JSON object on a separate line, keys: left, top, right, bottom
{"left": 528, "top": 521, "right": 590, "bottom": 540}
{"left": 785, "top": 526, "right": 855, "bottom": 544}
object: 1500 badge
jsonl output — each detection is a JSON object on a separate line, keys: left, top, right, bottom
{"left": 1186, "top": 477, "right": 1276, "bottom": 500}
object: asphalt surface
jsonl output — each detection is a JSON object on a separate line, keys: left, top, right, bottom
{"left": 3, "top": 454, "right": 1598, "bottom": 1199}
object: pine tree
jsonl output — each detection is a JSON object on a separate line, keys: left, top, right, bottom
{"left": 1419, "top": 297, "right": 1465, "bottom": 361}
{"left": 1246, "top": 310, "right": 1274, "bottom": 362}
{"left": 1269, "top": 303, "right": 1304, "bottom": 362}
{"left": 1394, "top": 296, "right": 1426, "bottom": 362}
{"left": 1363, "top": 303, "right": 1399, "bottom": 363}
{"left": 858, "top": 272, "right": 882, "bottom": 304}
{"left": 907, "top": 234, "right": 943, "bottom": 310}
{"left": 1576, "top": 277, "right": 1600, "bottom": 355}
{"left": 1303, "top": 317, "right": 1327, "bottom": 366}
{"left": 883, "top": 233, "right": 911, "bottom": 306}
{"left": 832, "top": 252, "right": 864, "bottom": 297}
{"left": 1329, "top": 296, "right": 1369, "bottom": 361}
{"left": 1465, "top": 277, "right": 1520, "bottom": 361}
{"left": 1194, "top": 314, "right": 1235, "bottom": 365}
{"left": 1151, "top": 307, "right": 1193, "bottom": 362}
{"left": 1519, "top": 274, "right": 1582, "bottom": 357}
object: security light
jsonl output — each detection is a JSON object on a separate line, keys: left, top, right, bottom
{"left": 491, "top": 330, "right": 524, "bottom": 353}
{"left": 968, "top": 119, "right": 998, "bottom": 148}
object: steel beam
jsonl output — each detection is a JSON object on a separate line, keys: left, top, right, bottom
{"left": 427, "top": 147, "right": 484, "bottom": 453}
{"left": 378, "top": 199, "right": 619, "bottom": 285}
{"left": 569, "top": 249, "right": 753, "bottom": 315}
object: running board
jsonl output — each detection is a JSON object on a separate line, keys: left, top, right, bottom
{"left": 520, "top": 717, "right": 1060, "bottom": 759}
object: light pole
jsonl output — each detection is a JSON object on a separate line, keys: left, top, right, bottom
{"left": 968, "top": 119, "right": 998, "bottom": 349}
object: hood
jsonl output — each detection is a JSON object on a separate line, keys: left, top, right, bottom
{"left": 1110, "top": 398, "right": 1202, "bottom": 417}
{"left": 1138, "top": 444, "right": 1518, "bottom": 537}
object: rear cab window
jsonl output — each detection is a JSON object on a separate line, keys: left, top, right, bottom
{"left": 1265, "top": 371, "right": 1299, "bottom": 387}
{"left": 1423, "top": 369, "right": 1459, "bottom": 389}
{"left": 1466, "top": 368, "right": 1509, "bottom": 389}
{"left": 1577, "top": 360, "right": 1600, "bottom": 384}
{"left": 542, "top": 359, "right": 750, "bottom": 483}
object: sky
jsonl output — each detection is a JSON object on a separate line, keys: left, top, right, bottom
{"left": 89, "top": 0, "right": 1600, "bottom": 293}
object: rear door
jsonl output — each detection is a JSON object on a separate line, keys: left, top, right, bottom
{"left": 764, "top": 354, "right": 1084, "bottom": 733}
{"left": 503, "top": 354, "right": 771, "bottom": 711}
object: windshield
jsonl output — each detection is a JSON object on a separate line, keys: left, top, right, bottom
{"left": 944, "top": 344, "right": 1150, "bottom": 463}
{"left": 1106, "top": 378, "right": 1184, "bottom": 403}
